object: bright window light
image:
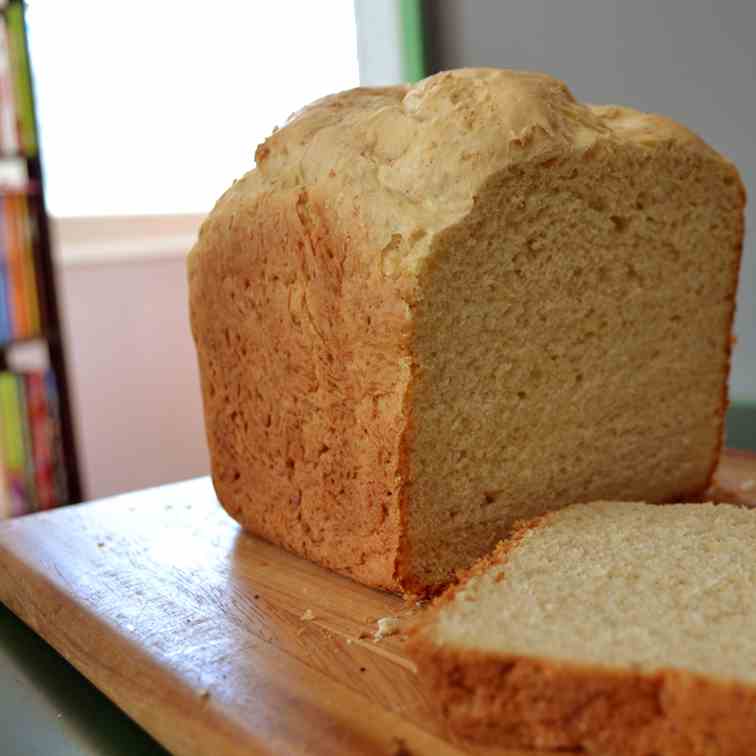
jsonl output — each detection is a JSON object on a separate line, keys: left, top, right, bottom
{"left": 26, "top": 1, "right": 359, "bottom": 217}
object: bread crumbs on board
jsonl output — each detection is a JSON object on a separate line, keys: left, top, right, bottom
{"left": 373, "top": 616, "right": 401, "bottom": 641}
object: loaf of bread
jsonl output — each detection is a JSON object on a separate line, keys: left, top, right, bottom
{"left": 188, "top": 68, "right": 744, "bottom": 594}
{"left": 407, "top": 500, "right": 756, "bottom": 755}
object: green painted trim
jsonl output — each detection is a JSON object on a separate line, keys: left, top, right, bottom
{"left": 399, "top": 0, "right": 426, "bottom": 82}
{"left": 726, "top": 401, "right": 756, "bottom": 451}
{"left": 732, "top": 398, "right": 756, "bottom": 410}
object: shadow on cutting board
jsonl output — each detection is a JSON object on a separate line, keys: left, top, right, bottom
{"left": 0, "top": 603, "right": 167, "bottom": 756}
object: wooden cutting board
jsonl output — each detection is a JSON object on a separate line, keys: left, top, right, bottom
{"left": 0, "top": 450, "right": 754, "bottom": 756}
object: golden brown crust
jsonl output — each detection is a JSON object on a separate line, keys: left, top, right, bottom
{"left": 407, "top": 509, "right": 756, "bottom": 755}
{"left": 189, "top": 186, "right": 413, "bottom": 590}
{"left": 392, "top": 365, "right": 417, "bottom": 595}
{"left": 408, "top": 638, "right": 756, "bottom": 755}
{"left": 705, "top": 177, "right": 748, "bottom": 493}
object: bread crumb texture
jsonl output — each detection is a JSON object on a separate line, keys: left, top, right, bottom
{"left": 408, "top": 501, "right": 756, "bottom": 755}
{"left": 188, "top": 68, "right": 744, "bottom": 593}
{"left": 373, "top": 616, "right": 401, "bottom": 641}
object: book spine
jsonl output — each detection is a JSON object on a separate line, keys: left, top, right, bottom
{"left": 16, "top": 370, "right": 36, "bottom": 511}
{"left": 18, "top": 193, "right": 40, "bottom": 334}
{"left": 4, "top": 193, "right": 28, "bottom": 337}
{"left": 0, "top": 195, "right": 9, "bottom": 343}
{"left": 26, "top": 371, "right": 54, "bottom": 509}
{"left": 2, "top": 194, "right": 16, "bottom": 337}
{"left": 5, "top": 3, "right": 36, "bottom": 157}
{"left": 45, "top": 370, "right": 68, "bottom": 507}
{"left": 0, "top": 371, "right": 26, "bottom": 514}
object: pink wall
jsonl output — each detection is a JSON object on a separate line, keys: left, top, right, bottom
{"left": 58, "top": 256, "right": 210, "bottom": 500}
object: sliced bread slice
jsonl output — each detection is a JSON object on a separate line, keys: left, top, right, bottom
{"left": 407, "top": 501, "right": 756, "bottom": 756}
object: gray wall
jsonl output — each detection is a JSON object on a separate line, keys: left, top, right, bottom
{"left": 425, "top": 0, "right": 756, "bottom": 402}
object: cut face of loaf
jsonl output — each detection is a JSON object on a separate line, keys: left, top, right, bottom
{"left": 187, "top": 68, "right": 745, "bottom": 594}
{"left": 407, "top": 501, "right": 756, "bottom": 756}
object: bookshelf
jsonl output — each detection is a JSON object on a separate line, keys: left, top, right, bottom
{"left": 0, "top": 0, "right": 82, "bottom": 516}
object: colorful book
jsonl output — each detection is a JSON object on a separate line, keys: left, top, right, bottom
{"left": 17, "top": 193, "right": 40, "bottom": 333}
{"left": 25, "top": 371, "right": 55, "bottom": 509}
{"left": 0, "top": 371, "right": 26, "bottom": 514}
{"left": 4, "top": 194, "right": 29, "bottom": 336}
{"left": 0, "top": 192, "right": 43, "bottom": 341}
{"left": 0, "top": 197, "right": 9, "bottom": 342}
{"left": 16, "top": 371, "right": 37, "bottom": 511}
{"left": 1, "top": 195, "right": 18, "bottom": 338}
{"left": 2, "top": 195, "right": 19, "bottom": 335}
{"left": 5, "top": 3, "right": 36, "bottom": 157}
{"left": 0, "top": 3, "right": 74, "bottom": 516}
{"left": 0, "top": 369, "right": 68, "bottom": 515}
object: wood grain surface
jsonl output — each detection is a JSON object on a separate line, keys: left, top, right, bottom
{"left": 0, "top": 450, "right": 754, "bottom": 756}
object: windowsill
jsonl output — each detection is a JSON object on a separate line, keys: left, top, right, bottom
{"left": 51, "top": 214, "right": 206, "bottom": 267}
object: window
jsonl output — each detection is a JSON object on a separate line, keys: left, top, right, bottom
{"left": 26, "top": 1, "right": 359, "bottom": 218}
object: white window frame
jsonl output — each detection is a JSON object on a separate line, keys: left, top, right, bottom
{"left": 51, "top": 0, "right": 412, "bottom": 267}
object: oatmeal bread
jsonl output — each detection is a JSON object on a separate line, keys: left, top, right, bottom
{"left": 188, "top": 68, "right": 745, "bottom": 593}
